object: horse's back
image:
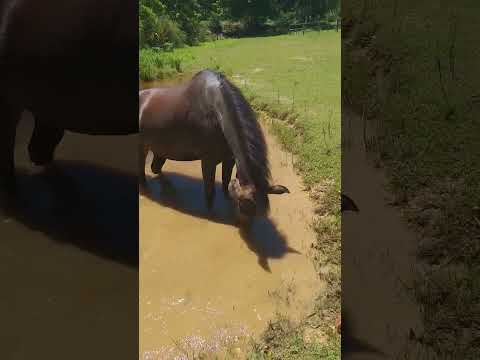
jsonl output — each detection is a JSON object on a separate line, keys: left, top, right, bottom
{"left": 139, "top": 83, "right": 231, "bottom": 162}
{"left": 139, "top": 86, "right": 190, "bottom": 130}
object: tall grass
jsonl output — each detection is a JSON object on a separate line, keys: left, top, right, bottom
{"left": 139, "top": 48, "right": 194, "bottom": 81}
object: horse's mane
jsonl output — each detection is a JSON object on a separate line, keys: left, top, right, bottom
{"left": 197, "top": 70, "right": 271, "bottom": 209}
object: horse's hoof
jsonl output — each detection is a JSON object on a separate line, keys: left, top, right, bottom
{"left": 150, "top": 166, "right": 161, "bottom": 175}
{"left": 150, "top": 157, "right": 165, "bottom": 174}
{"left": 29, "top": 152, "right": 54, "bottom": 166}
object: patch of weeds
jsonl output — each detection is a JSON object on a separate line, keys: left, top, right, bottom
{"left": 247, "top": 315, "right": 340, "bottom": 360}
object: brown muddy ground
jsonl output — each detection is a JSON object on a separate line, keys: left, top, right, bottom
{"left": 342, "top": 107, "right": 423, "bottom": 359}
{"left": 139, "top": 82, "right": 322, "bottom": 359}
{"left": 0, "top": 113, "right": 138, "bottom": 359}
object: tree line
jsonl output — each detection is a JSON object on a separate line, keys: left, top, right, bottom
{"left": 139, "top": 0, "right": 340, "bottom": 49}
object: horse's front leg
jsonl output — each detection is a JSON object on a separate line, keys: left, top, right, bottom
{"left": 0, "top": 99, "right": 21, "bottom": 191}
{"left": 221, "top": 157, "right": 235, "bottom": 196}
{"left": 151, "top": 153, "right": 166, "bottom": 174}
{"left": 139, "top": 138, "right": 148, "bottom": 187}
{"left": 201, "top": 159, "right": 217, "bottom": 211}
{"left": 28, "top": 119, "right": 65, "bottom": 166}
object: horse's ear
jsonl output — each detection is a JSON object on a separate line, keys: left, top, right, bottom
{"left": 268, "top": 185, "right": 290, "bottom": 194}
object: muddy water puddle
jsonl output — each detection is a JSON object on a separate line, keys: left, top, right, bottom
{"left": 1, "top": 114, "right": 138, "bottom": 359}
{"left": 139, "top": 81, "right": 322, "bottom": 358}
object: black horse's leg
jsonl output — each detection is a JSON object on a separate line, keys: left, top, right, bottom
{"left": 151, "top": 153, "right": 166, "bottom": 174}
{"left": 139, "top": 140, "right": 148, "bottom": 186}
{"left": 201, "top": 159, "right": 216, "bottom": 211}
{"left": 28, "top": 120, "right": 65, "bottom": 166}
{"left": 222, "top": 158, "right": 235, "bottom": 196}
{"left": 0, "top": 99, "right": 21, "bottom": 190}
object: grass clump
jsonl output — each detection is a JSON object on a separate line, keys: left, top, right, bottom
{"left": 247, "top": 316, "right": 340, "bottom": 360}
{"left": 139, "top": 48, "right": 195, "bottom": 81}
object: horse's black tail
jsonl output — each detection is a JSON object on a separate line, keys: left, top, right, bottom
{"left": 207, "top": 70, "right": 271, "bottom": 211}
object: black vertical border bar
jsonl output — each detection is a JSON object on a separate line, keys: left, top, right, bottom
{"left": 0, "top": 1, "right": 139, "bottom": 359}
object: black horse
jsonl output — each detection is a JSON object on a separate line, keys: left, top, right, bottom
{"left": 0, "top": 0, "right": 137, "bottom": 190}
{"left": 140, "top": 70, "right": 289, "bottom": 219}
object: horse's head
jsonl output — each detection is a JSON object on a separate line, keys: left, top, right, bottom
{"left": 228, "top": 177, "right": 289, "bottom": 222}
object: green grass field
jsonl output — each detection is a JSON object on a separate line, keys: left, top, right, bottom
{"left": 141, "top": 30, "right": 341, "bottom": 358}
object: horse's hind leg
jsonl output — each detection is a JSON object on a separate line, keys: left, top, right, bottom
{"left": 222, "top": 158, "right": 235, "bottom": 196}
{"left": 201, "top": 159, "right": 217, "bottom": 211}
{"left": 28, "top": 119, "right": 65, "bottom": 166}
{"left": 151, "top": 153, "right": 166, "bottom": 174}
{"left": 0, "top": 99, "right": 21, "bottom": 190}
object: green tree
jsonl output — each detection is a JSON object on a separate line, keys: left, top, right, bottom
{"left": 224, "top": 0, "right": 278, "bottom": 32}
{"left": 139, "top": 4, "right": 161, "bottom": 47}
{"left": 163, "top": 0, "right": 202, "bottom": 45}
{"left": 140, "top": 0, "right": 167, "bottom": 16}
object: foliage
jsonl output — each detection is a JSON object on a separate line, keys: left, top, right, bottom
{"left": 139, "top": 0, "right": 341, "bottom": 51}
{"left": 209, "top": 15, "right": 223, "bottom": 36}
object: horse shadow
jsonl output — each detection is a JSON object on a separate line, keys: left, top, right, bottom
{"left": 0, "top": 160, "right": 139, "bottom": 267}
{"left": 141, "top": 171, "right": 299, "bottom": 272}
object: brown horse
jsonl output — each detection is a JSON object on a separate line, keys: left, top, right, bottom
{"left": 0, "top": 0, "right": 137, "bottom": 190}
{"left": 139, "top": 70, "right": 289, "bottom": 218}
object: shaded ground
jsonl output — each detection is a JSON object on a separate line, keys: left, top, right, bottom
{"left": 342, "top": 107, "right": 423, "bottom": 359}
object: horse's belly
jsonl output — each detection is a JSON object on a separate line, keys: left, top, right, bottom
{"left": 149, "top": 141, "right": 201, "bottom": 161}
{"left": 145, "top": 130, "right": 228, "bottom": 162}
{"left": 145, "top": 131, "right": 194, "bottom": 156}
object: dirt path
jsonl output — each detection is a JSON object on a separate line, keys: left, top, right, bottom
{"left": 342, "top": 107, "right": 423, "bottom": 359}
{"left": 139, "top": 122, "right": 323, "bottom": 359}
